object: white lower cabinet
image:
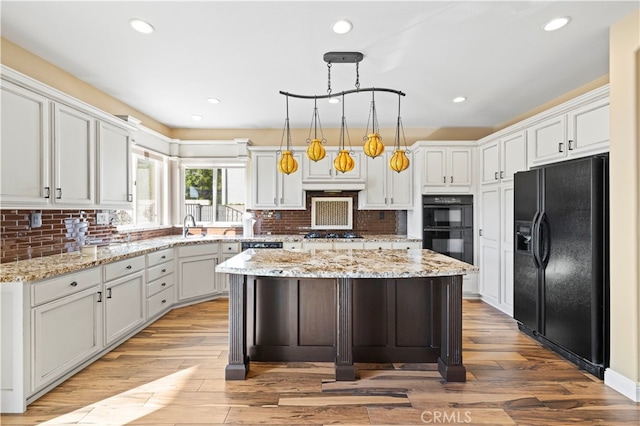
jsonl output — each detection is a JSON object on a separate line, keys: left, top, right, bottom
{"left": 103, "top": 255, "right": 146, "bottom": 345}
{"left": 30, "top": 269, "right": 102, "bottom": 393}
{"left": 178, "top": 244, "right": 219, "bottom": 301}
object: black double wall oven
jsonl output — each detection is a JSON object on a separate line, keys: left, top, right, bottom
{"left": 422, "top": 195, "right": 473, "bottom": 264}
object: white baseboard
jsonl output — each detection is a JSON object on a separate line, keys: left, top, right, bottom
{"left": 604, "top": 368, "right": 640, "bottom": 402}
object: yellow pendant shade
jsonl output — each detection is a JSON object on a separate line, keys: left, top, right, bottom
{"left": 306, "top": 138, "right": 326, "bottom": 162}
{"left": 334, "top": 149, "right": 355, "bottom": 173}
{"left": 363, "top": 133, "right": 385, "bottom": 158}
{"left": 389, "top": 149, "right": 410, "bottom": 173}
{"left": 278, "top": 150, "right": 298, "bottom": 175}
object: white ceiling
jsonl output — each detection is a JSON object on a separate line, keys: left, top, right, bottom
{"left": 1, "top": 1, "right": 638, "bottom": 130}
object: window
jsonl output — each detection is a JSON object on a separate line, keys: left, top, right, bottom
{"left": 184, "top": 166, "right": 246, "bottom": 225}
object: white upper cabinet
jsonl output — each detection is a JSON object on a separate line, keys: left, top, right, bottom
{"left": 0, "top": 80, "right": 51, "bottom": 206}
{"left": 302, "top": 149, "right": 363, "bottom": 182}
{"left": 528, "top": 96, "right": 609, "bottom": 168}
{"left": 359, "top": 152, "right": 413, "bottom": 209}
{"left": 422, "top": 146, "right": 473, "bottom": 193}
{"left": 251, "top": 150, "right": 304, "bottom": 209}
{"left": 480, "top": 131, "right": 527, "bottom": 186}
{"left": 52, "top": 103, "right": 95, "bottom": 206}
{"left": 97, "top": 121, "right": 132, "bottom": 208}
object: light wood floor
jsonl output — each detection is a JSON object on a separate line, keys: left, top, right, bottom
{"left": 2, "top": 299, "right": 638, "bottom": 425}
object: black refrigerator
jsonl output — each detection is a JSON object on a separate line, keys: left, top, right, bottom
{"left": 513, "top": 154, "right": 609, "bottom": 378}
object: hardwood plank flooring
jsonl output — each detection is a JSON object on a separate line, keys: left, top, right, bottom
{"left": 2, "top": 299, "right": 638, "bottom": 425}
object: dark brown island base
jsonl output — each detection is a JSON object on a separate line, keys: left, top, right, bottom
{"left": 216, "top": 248, "right": 478, "bottom": 382}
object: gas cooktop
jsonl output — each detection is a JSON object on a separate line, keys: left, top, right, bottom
{"left": 304, "top": 232, "right": 362, "bottom": 239}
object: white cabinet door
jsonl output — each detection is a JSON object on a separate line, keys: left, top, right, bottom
{"left": 104, "top": 271, "right": 145, "bottom": 345}
{"left": 388, "top": 161, "right": 413, "bottom": 208}
{"left": 31, "top": 286, "right": 102, "bottom": 391}
{"left": 423, "top": 149, "right": 446, "bottom": 187}
{"left": 528, "top": 115, "right": 567, "bottom": 167}
{"left": 279, "top": 151, "right": 304, "bottom": 209}
{"left": 97, "top": 121, "right": 132, "bottom": 207}
{"left": 478, "top": 186, "right": 500, "bottom": 307}
{"left": 480, "top": 140, "right": 500, "bottom": 185}
{"left": 449, "top": 149, "right": 472, "bottom": 187}
{"left": 567, "top": 97, "right": 610, "bottom": 156}
{"left": 500, "top": 185, "right": 515, "bottom": 315}
{"left": 361, "top": 155, "right": 388, "bottom": 208}
{"left": 500, "top": 131, "right": 527, "bottom": 183}
{"left": 0, "top": 81, "right": 51, "bottom": 206}
{"left": 52, "top": 103, "right": 95, "bottom": 206}
{"left": 252, "top": 152, "right": 278, "bottom": 208}
{"left": 178, "top": 254, "right": 218, "bottom": 300}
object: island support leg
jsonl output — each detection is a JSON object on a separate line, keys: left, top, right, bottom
{"left": 226, "top": 274, "right": 249, "bottom": 380}
{"left": 335, "top": 277, "right": 356, "bottom": 381}
{"left": 438, "top": 275, "right": 466, "bottom": 382}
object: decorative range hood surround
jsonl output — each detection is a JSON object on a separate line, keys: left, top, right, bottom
{"left": 302, "top": 182, "right": 365, "bottom": 191}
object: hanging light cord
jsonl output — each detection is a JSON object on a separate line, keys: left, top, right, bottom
{"left": 278, "top": 95, "right": 292, "bottom": 154}
{"left": 307, "top": 97, "right": 325, "bottom": 142}
{"left": 364, "top": 89, "right": 379, "bottom": 139}
{"left": 327, "top": 62, "right": 332, "bottom": 96}
{"left": 395, "top": 93, "right": 410, "bottom": 152}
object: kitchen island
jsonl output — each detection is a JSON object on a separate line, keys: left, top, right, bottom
{"left": 216, "top": 248, "right": 477, "bottom": 382}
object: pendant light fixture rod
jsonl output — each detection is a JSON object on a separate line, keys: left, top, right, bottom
{"left": 279, "top": 87, "right": 405, "bottom": 100}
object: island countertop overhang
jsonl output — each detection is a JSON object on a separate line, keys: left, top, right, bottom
{"left": 216, "top": 248, "right": 478, "bottom": 279}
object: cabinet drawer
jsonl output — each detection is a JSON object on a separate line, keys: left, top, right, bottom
{"left": 147, "top": 261, "right": 175, "bottom": 282}
{"left": 177, "top": 243, "right": 219, "bottom": 257}
{"left": 283, "top": 242, "right": 302, "bottom": 250}
{"left": 392, "top": 241, "right": 422, "bottom": 250}
{"left": 363, "top": 241, "right": 394, "bottom": 250}
{"left": 103, "top": 255, "right": 145, "bottom": 282}
{"left": 147, "top": 274, "right": 175, "bottom": 297}
{"left": 32, "top": 268, "right": 101, "bottom": 306}
{"left": 147, "top": 248, "right": 174, "bottom": 267}
{"left": 221, "top": 242, "right": 240, "bottom": 254}
{"left": 147, "top": 285, "right": 175, "bottom": 319}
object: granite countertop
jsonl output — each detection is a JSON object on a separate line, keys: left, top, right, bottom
{"left": 0, "top": 234, "right": 421, "bottom": 283}
{"left": 216, "top": 248, "right": 478, "bottom": 279}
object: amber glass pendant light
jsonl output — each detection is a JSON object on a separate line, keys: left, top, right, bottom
{"left": 278, "top": 95, "right": 298, "bottom": 174}
{"left": 306, "top": 97, "right": 326, "bottom": 162}
{"left": 363, "top": 89, "right": 384, "bottom": 158}
{"left": 334, "top": 94, "right": 355, "bottom": 173}
{"left": 389, "top": 93, "right": 410, "bottom": 173}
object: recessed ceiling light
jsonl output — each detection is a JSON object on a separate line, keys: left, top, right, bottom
{"left": 207, "top": 98, "right": 221, "bottom": 104}
{"left": 328, "top": 97, "right": 340, "bottom": 104}
{"left": 453, "top": 96, "right": 467, "bottom": 103}
{"left": 129, "top": 18, "right": 155, "bottom": 34}
{"left": 332, "top": 19, "right": 353, "bottom": 34}
{"left": 543, "top": 17, "right": 571, "bottom": 32}
{"left": 191, "top": 114, "right": 203, "bottom": 121}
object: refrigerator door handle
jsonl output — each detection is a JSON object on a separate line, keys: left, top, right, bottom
{"left": 539, "top": 212, "right": 551, "bottom": 268}
{"left": 531, "top": 211, "right": 541, "bottom": 268}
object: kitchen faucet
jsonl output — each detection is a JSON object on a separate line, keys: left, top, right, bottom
{"left": 183, "top": 214, "right": 196, "bottom": 237}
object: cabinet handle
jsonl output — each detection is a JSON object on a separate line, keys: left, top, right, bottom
{"left": 161, "top": 255, "right": 166, "bottom": 259}
{"left": 273, "top": 198, "right": 277, "bottom": 205}
{"left": 97, "top": 291, "right": 102, "bottom": 302}
{"left": 161, "top": 268, "right": 166, "bottom": 273}
{"left": 44, "top": 187, "right": 50, "bottom": 199}
{"left": 161, "top": 299, "right": 167, "bottom": 304}
{"left": 500, "top": 171, "right": 504, "bottom": 179}
{"left": 450, "top": 176, "right": 453, "bottom": 183}
{"left": 479, "top": 229, "right": 483, "bottom": 236}
{"left": 568, "top": 140, "right": 574, "bottom": 150}
{"left": 558, "top": 142, "right": 564, "bottom": 153}
{"left": 127, "top": 194, "right": 133, "bottom": 202}
{"left": 56, "top": 188, "right": 62, "bottom": 199}
{"left": 70, "top": 281, "right": 78, "bottom": 287}
{"left": 494, "top": 172, "right": 499, "bottom": 180}
{"left": 126, "top": 265, "right": 132, "bottom": 269}
{"left": 390, "top": 197, "right": 394, "bottom": 204}
{"left": 161, "top": 282, "right": 167, "bottom": 287}
{"left": 443, "top": 176, "right": 446, "bottom": 183}
{"left": 107, "top": 288, "right": 112, "bottom": 299}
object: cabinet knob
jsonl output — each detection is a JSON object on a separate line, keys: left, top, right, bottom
{"left": 161, "top": 255, "right": 166, "bottom": 259}
{"left": 126, "top": 265, "right": 132, "bottom": 269}
{"left": 161, "top": 268, "right": 166, "bottom": 273}
{"left": 161, "top": 299, "right": 167, "bottom": 304}
{"left": 70, "top": 281, "right": 78, "bottom": 287}
{"left": 161, "top": 282, "right": 166, "bottom": 287}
